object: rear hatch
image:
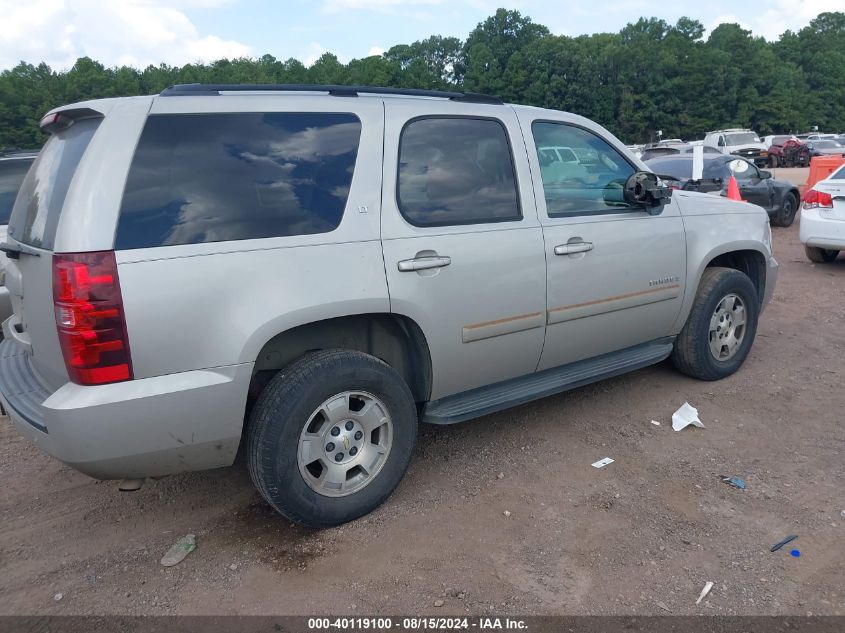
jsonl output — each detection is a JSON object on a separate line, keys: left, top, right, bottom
{"left": 4, "top": 113, "right": 103, "bottom": 391}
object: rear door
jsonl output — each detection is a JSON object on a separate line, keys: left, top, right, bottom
{"left": 381, "top": 101, "right": 546, "bottom": 401}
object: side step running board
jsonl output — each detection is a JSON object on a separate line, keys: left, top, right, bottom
{"left": 422, "top": 338, "right": 675, "bottom": 425}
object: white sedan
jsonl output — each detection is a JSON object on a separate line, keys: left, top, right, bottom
{"left": 800, "top": 163, "right": 845, "bottom": 262}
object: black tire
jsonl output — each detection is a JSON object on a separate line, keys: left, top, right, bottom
{"left": 769, "top": 155, "right": 778, "bottom": 168}
{"left": 804, "top": 246, "right": 840, "bottom": 263}
{"left": 247, "top": 349, "right": 417, "bottom": 528}
{"left": 772, "top": 192, "right": 798, "bottom": 227}
{"left": 671, "top": 267, "right": 759, "bottom": 381}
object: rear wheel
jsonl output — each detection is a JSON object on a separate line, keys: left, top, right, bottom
{"left": 671, "top": 267, "right": 759, "bottom": 381}
{"left": 804, "top": 246, "right": 840, "bottom": 263}
{"left": 772, "top": 192, "right": 797, "bottom": 227}
{"left": 247, "top": 349, "right": 417, "bottom": 527}
{"left": 769, "top": 155, "right": 778, "bottom": 168}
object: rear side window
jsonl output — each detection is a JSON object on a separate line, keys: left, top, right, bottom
{"left": 0, "top": 158, "right": 34, "bottom": 225}
{"left": 397, "top": 117, "right": 521, "bottom": 227}
{"left": 8, "top": 119, "right": 100, "bottom": 248}
{"left": 116, "top": 112, "right": 361, "bottom": 249}
{"left": 830, "top": 164, "right": 845, "bottom": 180}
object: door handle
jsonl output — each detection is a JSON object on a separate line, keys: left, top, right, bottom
{"left": 554, "top": 242, "right": 593, "bottom": 256}
{"left": 397, "top": 255, "right": 451, "bottom": 272}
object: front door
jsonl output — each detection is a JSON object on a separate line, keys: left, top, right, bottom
{"left": 381, "top": 101, "right": 547, "bottom": 401}
{"left": 730, "top": 158, "right": 773, "bottom": 210}
{"left": 517, "top": 114, "right": 688, "bottom": 371}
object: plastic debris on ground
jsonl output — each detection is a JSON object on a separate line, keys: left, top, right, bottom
{"left": 721, "top": 476, "right": 746, "bottom": 490}
{"left": 651, "top": 420, "right": 661, "bottom": 426}
{"left": 591, "top": 457, "right": 614, "bottom": 469}
{"left": 770, "top": 534, "right": 798, "bottom": 552}
{"left": 791, "top": 549, "right": 801, "bottom": 557}
{"left": 672, "top": 402, "right": 704, "bottom": 432}
{"left": 695, "top": 581, "right": 714, "bottom": 605}
{"left": 161, "top": 533, "right": 197, "bottom": 567}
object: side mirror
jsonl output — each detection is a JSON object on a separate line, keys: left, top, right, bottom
{"left": 759, "top": 170, "right": 772, "bottom": 179}
{"left": 623, "top": 171, "right": 672, "bottom": 215}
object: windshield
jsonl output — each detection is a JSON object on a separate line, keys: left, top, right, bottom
{"left": 814, "top": 140, "right": 840, "bottom": 148}
{"left": 725, "top": 132, "right": 761, "bottom": 145}
{"left": 0, "top": 158, "right": 35, "bottom": 224}
{"left": 771, "top": 136, "right": 792, "bottom": 146}
{"left": 8, "top": 118, "right": 99, "bottom": 248}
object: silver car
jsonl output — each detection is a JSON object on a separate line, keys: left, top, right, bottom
{"left": 0, "top": 85, "right": 778, "bottom": 527}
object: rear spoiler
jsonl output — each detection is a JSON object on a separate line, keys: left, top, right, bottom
{"left": 39, "top": 107, "right": 103, "bottom": 134}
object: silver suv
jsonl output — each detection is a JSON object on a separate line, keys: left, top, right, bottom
{"left": 0, "top": 85, "right": 777, "bottom": 527}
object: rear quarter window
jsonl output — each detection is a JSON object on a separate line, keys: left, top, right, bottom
{"left": 116, "top": 112, "right": 362, "bottom": 249}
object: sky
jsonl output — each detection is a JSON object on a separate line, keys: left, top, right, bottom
{"left": 0, "top": 0, "right": 842, "bottom": 72}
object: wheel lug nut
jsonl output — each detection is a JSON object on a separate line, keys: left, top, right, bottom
{"left": 335, "top": 453, "right": 344, "bottom": 462}
{"left": 331, "top": 427, "right": 340, "bottom": 437}
{"left": 354, "top": 431, "right": 363, "bottom": 440}
{"left": 325, "top": 442, "right": 335, "bottom": 452}
{"left": 349, "top": 447, "right": 358, "bottom": 456}
{"left": 345, "top": 421, "right": 354, "bottom": 431}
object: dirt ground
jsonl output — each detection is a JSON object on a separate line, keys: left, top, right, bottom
{"left": 1, "top": 196, "right": 843, "bottom": 617}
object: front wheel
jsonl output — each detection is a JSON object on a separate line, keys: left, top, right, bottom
{"left": 247, "top": 349, "right": 417, "bottom": 527}
{"left": 671, "top": 267, "right": 759, "bottom": 381}
{"left": 804, "top": 246, "right": 840, "bottom": 263}
{"left": 772, "top": 192, "right": 797, "bottom": 227}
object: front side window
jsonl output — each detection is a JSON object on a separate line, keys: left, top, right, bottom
{"left": 116, "top": 112, "right": 361, "bottom": 249}
{"left": 727, "top": 159, "right": 758, "bottom": 180}
{"left": 532, "top": 122, "right": 636, "bottom": 217}
{"left": 397, "top": 117, "right": 520, "bottom": 227}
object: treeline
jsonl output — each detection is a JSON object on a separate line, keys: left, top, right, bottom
{"left": 2, "top": 9, "right": 845, "bottom": 148}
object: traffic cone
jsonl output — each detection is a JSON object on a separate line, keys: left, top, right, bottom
{"left": 726, "top": 175, "right": 745, "bottom": 202}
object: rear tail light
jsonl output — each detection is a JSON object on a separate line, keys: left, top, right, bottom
{"left": 803, "top": 189, "right": 833, "bottom": 209}
{"left": 53, "top": 251, "right": 133, "bottom": 385}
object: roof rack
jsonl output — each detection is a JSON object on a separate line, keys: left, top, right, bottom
{"left": 159, "top": 83, "right": 502, "bottom": 104}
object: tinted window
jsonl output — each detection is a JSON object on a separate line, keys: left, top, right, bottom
{"left": 116, "top": 113, "right": 361, "bottom": 249}
{"left": 0, "top": 158, "right": 35, "bottom": 225}
{"left": 8, "top": 119, "right": 99, "bottom": 248}
{"left": 397, "top": 117, "right": 520, "bottom": 226}
{"left": 532, "top": 122, "right": 635, "bottom": 217}
{"left": 830, "top": 164, "right": 845, "bottom": 180}
{"left": 648, "top": 158, "right": 693, "bottom": 179}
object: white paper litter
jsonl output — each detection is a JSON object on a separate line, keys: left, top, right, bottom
{"left": 591, "top": 457, "right": 614, "bottom": 469}
{"left": 651, "top": 420, "right": 661, "bottom": 426}
{"left": 695, "top": 581, "right": 714, "bottom": 605}
{"left": 672, "top": 402, "right": 704, "bottom": 432}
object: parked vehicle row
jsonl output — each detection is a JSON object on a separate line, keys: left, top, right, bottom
{"left": 0, "top": 84, "right": 777, "bottom": 527}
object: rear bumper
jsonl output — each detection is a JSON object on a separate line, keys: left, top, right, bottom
{"left": 0, "top": 339, "right": 253, "bottom": 479}
{"left": 800, "top": 209, "right": 845, "bottom": 251}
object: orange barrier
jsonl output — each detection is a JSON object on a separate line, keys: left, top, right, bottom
{"left": 803, "top": 155, "right": 845, "bottom": 199}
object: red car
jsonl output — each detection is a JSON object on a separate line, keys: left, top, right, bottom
{"left": 767, "top": 138, "right": 810, "bottom": 168}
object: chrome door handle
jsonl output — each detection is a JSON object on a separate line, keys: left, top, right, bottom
{"left": 397, "top": 256, "right": 452, "bottom": 272}
{"left": 554, "top": 242, "right": 593, "bottom": 256}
